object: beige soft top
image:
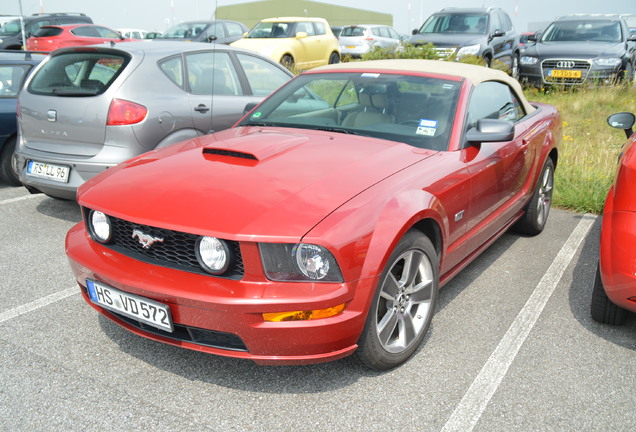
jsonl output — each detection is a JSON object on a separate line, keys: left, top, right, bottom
{"left": 313, "top": 59, "right": 535, "bottom": 114}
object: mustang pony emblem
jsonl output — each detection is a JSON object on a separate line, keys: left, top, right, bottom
{"left": 132, "top": 229, "right": 164, "bottom": 249}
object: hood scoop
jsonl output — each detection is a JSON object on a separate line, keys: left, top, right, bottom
{"left": 203, "top": 148, "right": 258, "bottom": 160}
{"left": 202, "top": 131, "right": 309, "bottom": 165}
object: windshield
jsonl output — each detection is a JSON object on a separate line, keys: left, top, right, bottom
{"left": 247, "top": 22, "right": 295, "bottom": 38}
{"left": 541, "top": 20, "right": 622, "bottom": 43}
{"left": 0, "top": 19, "right": 21, "bottom": 36}
{"left": 238, "top": 72, "right": 461, "bottom": 151}
{"left": 159, "top": 22, "right": 208, "bottom": 39}
{"left": 419, "top": 13, "right": 488, "bottom": 35}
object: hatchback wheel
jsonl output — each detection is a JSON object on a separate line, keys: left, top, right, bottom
{"left": 356, "top": 230, "right": 438, "bottom": 370}
{"left": 328, "top": 52, "right": 340, "bottom": 64}
{"left": 280, "top": 54, "right": 294, "bottom": 70}
{"left": 591, "top": 262, "right": 627, "bottom": 325}
{"left": 0, "top": 137, "right": 21, "bottom": 186}
{"left": 514, "top": 158, "right": 554, "bottom": 235}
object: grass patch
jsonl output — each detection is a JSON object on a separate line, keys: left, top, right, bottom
{"left": 526, "top": 84, "right": 636, "bottom": 213}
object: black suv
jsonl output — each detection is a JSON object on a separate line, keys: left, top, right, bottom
{"left": 0, "top": 13, "right": 92, "bottom": 50}
{"left": 409, "top": 7, "right": 520, "bottom": 78}
{"left": 519, "top": 15, "right": 636, "bottom": 86}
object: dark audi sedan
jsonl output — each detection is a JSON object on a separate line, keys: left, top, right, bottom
{"left": 520, "top": 15, "right": 636, "bottom": 86}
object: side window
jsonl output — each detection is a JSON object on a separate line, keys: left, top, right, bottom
{"left": 499, "top": 13, "right": 512, "bottom": 32}
{"left": 490, "top": 13, "right": 502, "bottom": 32}
{"left": 236, "top": 53, "right": 290, "bottom": 96}
{"left": 467, "top": 81, "right": 525, "bottom": 127}
{"left": 185, "top": 51, "right": 241, "bottom": 95}
{"left": 297, "top": 22, "right": 315, "bottom": 36}
{"left": 95, "top": 26, "right": 121, "bottom": 38}
{"left": 388, "top": 28, "right": 400, "bottom": 39}
{"left": 0, "top": 65, "right": 31, "bottom": 97}
{"left": 203, "top": 23, "right": 225, "bottom": 40}
{"left": 225, "top": 22, "right": 245, "bottom": 37}
{"left": 372, "top": 28, "right": 381, "bottom": 37}
{"left": 26, "top": 20, "right": 50, "bottom": 37}
{"left": 314, "top": 22, "right": 326, "bottom": 35}
{"left": 72, "top": 26, "right": 100, "bottom": 37}
{"left": 159, "top": 56, "right": 184, "bottom": 88}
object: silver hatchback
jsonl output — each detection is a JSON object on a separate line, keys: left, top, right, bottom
{"left": 16, "top": 41, "right": 293, "bottom": 199}
{"left": 339, "top": 24, "right": 402, "bottom": 58}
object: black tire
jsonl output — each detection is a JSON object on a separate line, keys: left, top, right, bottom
{"left": 591, "top": 262, "right": 627, "bottom": 325}
{"left": 514, "top": 158, "right": 554, "bottom": 235}
{"left": 483, "top": 55, "right": 492, "bottom": 68}
{"left": 280, "top": 54, "right": 294, "bottom": 70}
{"left": 0, "top": 137, "right": 21, "bottom": 186}
{"left": 355, "top": 230, "right": 438, "bottom": 370}
{"left": 328, "top": 52, "right": 340, "bottom": 64}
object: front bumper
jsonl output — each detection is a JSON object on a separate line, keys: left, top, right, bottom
{"left": 599, "top": 190, "right": 636, "bottom": 313}
{"left": 520, "top": 59, "right": 623, "bottom": 86}
{"left": 66, "top": 223, "right": 372, "bottom": 365}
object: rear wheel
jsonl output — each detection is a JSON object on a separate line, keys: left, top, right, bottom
{"left": 591, "top": 262, "right": 627, "bottom": 325}
{"left": 514, "top": 158, "right": 554, "bottom": 235}
{"left": 355, "top": 230, "right": 438, "bottom": 370}
{"left": 0, "top": 137, "right": 21, "bottom": 186}
{"left": 280, "top": 54, "right": 294, "bottom": 70}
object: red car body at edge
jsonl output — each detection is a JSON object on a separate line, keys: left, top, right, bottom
{"left": 65, "top": 59, "right": 561, "bottom": 370}
{"left": 592, "top": 112, "right": 636, "bottom": 324}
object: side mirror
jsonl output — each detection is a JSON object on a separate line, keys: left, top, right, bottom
{"left": 466, "top": 119, "right": 515, "bottom": 143}
{"left": 491, "top": 29, "right": 506, "bottom": 38}
{"left": 206, "top": 35, "right": 217, "bottom": 43}
{"left": 243, "top": 102, "right": 258, "bottom": 115}
{"left": 295, "top": 31, "right": 308, "bottom": 39}
{"left": 412, "top": 29, "right": 418, "bottom": 35}
{"left": 608, "top": 112, "right": 635, "bottom": 138}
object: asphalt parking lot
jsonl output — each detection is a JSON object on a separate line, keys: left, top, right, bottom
{"left": 1, "top": 183, "right": 635, "bottom": 431}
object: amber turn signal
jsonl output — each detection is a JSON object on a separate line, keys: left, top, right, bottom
{"left": 263, "top": 303, "right": 346, "bottom": 322}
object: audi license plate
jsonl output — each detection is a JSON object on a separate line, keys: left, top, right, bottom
{"left": 549, "top": 69, "right": 582, "bottom": 79}
{"left": 86, "top": 279, "right": 173, "bottom": 332}
{"left": 26, "top": 160, "right": 70, "bottom": 183}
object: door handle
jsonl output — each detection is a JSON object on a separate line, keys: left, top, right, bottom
{"left": 194, "top": 104, "right": 210, "bottom": 113}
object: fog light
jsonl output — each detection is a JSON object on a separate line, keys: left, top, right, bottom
{"left": 262, "top": 303, "right": 346, "bottom": 322}
{"left": 89, "top": 210, "right": 112, "bottom": 243}
{"left": 196, "top": 236, "right": 229, "bottom": 274}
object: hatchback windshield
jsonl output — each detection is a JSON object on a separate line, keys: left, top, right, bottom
{"left": 238, "top": 72, "right": 460, "bottom": 151}
{"left": 541, "top": 20, "right": 622, "bottom": 43}
{"left": 28, "top": 52, "right": 129, "bottom": 96}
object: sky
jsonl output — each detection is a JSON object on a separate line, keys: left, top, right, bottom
{"left": 3, "top": 0, "right": 635, "bottom": 34}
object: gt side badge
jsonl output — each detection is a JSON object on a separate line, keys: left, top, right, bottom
{"left": 47, "top": 109, "right": 57, "bottom": 122}
{"left": 455, "top": 210, "right": 464, "bottom": 222}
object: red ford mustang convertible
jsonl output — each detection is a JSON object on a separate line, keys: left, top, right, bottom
{"left": 66, "top": 60, "right": 561, "bottom": 369}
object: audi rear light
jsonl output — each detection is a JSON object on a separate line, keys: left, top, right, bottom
{"left": 107, "top": 99, "right": 147, "bottom": 125}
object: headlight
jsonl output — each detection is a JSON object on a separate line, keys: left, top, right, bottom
{"left": 87, "top": 210, "right": 112, "bottom": 243}
{"left": 457, "top": 44, "right": 480, "bottom": 57}
{"left": 520, "top": 56, "right": 539, "bottom": 65}
{"left": 593, "top": 57, "right": 622, "bottom": 67}
{"left": 196, "top": 236, "right": 230, "bottom": 275}
{"left": 260, "top": 243, "right": 343, "bottom": 282}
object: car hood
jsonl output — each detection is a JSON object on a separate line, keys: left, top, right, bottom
{"left": 78, "top": 126, "right": 434, "bottom": 241}
{"left": 409, "top": 33, "right": 483, "bottom": 47}
{"left": 524, "top": 41, "right": 624, "bottom": 58}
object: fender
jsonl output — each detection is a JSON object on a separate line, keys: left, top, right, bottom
{"left": 153, "top": 128, "right": 203, "bottom": 149}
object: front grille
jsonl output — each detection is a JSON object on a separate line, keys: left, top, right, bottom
{"left": 84, "top": 208, "right": 244, "bottom": 279}
{"left": 541, "top": 59, "right": 591, "bottom": 84}
{"left": 435, "top": 47, "right": 456, "bottom": 58}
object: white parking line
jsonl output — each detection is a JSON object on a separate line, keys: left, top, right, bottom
{"left": 0, "top": 194, "right": 42, "bottom": 206}
{"left": 0, "top": 287, "right": 78, "bottom": 324}
{"left": 441, "top": 214, "right": 596, "bottom": 432}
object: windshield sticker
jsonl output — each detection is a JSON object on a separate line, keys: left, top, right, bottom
{"left": 416, "top": 119, "right": 437, "bottom": 137}
{"left": 252, "top": 112, "right": 262, "bottom": 118}
{"left": 360, "top": 73, "right": 381, "bottom": 78}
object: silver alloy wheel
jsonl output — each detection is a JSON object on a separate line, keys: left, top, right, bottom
{"left": 535, "top": 162, "right": 554, "bottom": 227}
{"left": 375, "top": 249, "right": 434, "bottom": 353}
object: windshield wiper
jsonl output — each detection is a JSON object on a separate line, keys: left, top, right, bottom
{"left": 313, "top": 126, "right": 366, "bottom": 136}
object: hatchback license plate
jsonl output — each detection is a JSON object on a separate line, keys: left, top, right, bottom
{"left": 26, "top": 160, "right": 70, "bottom": 183}
{"left": 549, "top": 69, "right": 582, "bottom": 79}
{"left": 86, "top": 280, "right": 173, "bottom": 332}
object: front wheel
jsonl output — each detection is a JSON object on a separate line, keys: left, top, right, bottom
{"left": 355, "top": 230, "right": 438, "bottom": 370}
{"left": 514, "top": 158, "right": 554, "bottom": 235}
{"left": 280, "top": 54, "right": 294, "bottom": 70}
{"left": 328, "top": 52, "right": 340, "bottom": 64}
{"left": 510, "top": 54, "right": 520, "bottom": 80}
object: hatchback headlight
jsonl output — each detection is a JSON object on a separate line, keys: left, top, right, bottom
{"left": 260, "top": 243, "right": 343, "bottom": 282}
{"left": 196, "top": 236, "right": 230, "bottom": 275}
{"left": 87, "top": 210, "right": 112, "bottom": 243}
{"left": 520, "top": 56, "right": 539, "bottom": 65}
{"left": 593, "top": 57, "right": 621, "bottom": 67}
{"left": 457, "top": 44, "right": 480, "bottom": 57}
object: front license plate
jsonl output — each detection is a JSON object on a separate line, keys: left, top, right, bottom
{"left": 549, "top": 69, "right": 582, "bottom": 79}
{"left": 26, "top": 160, "right": 70, "bottom": 183}
{"left": 86, "top": 279, "right": 173, "bottom": 332}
